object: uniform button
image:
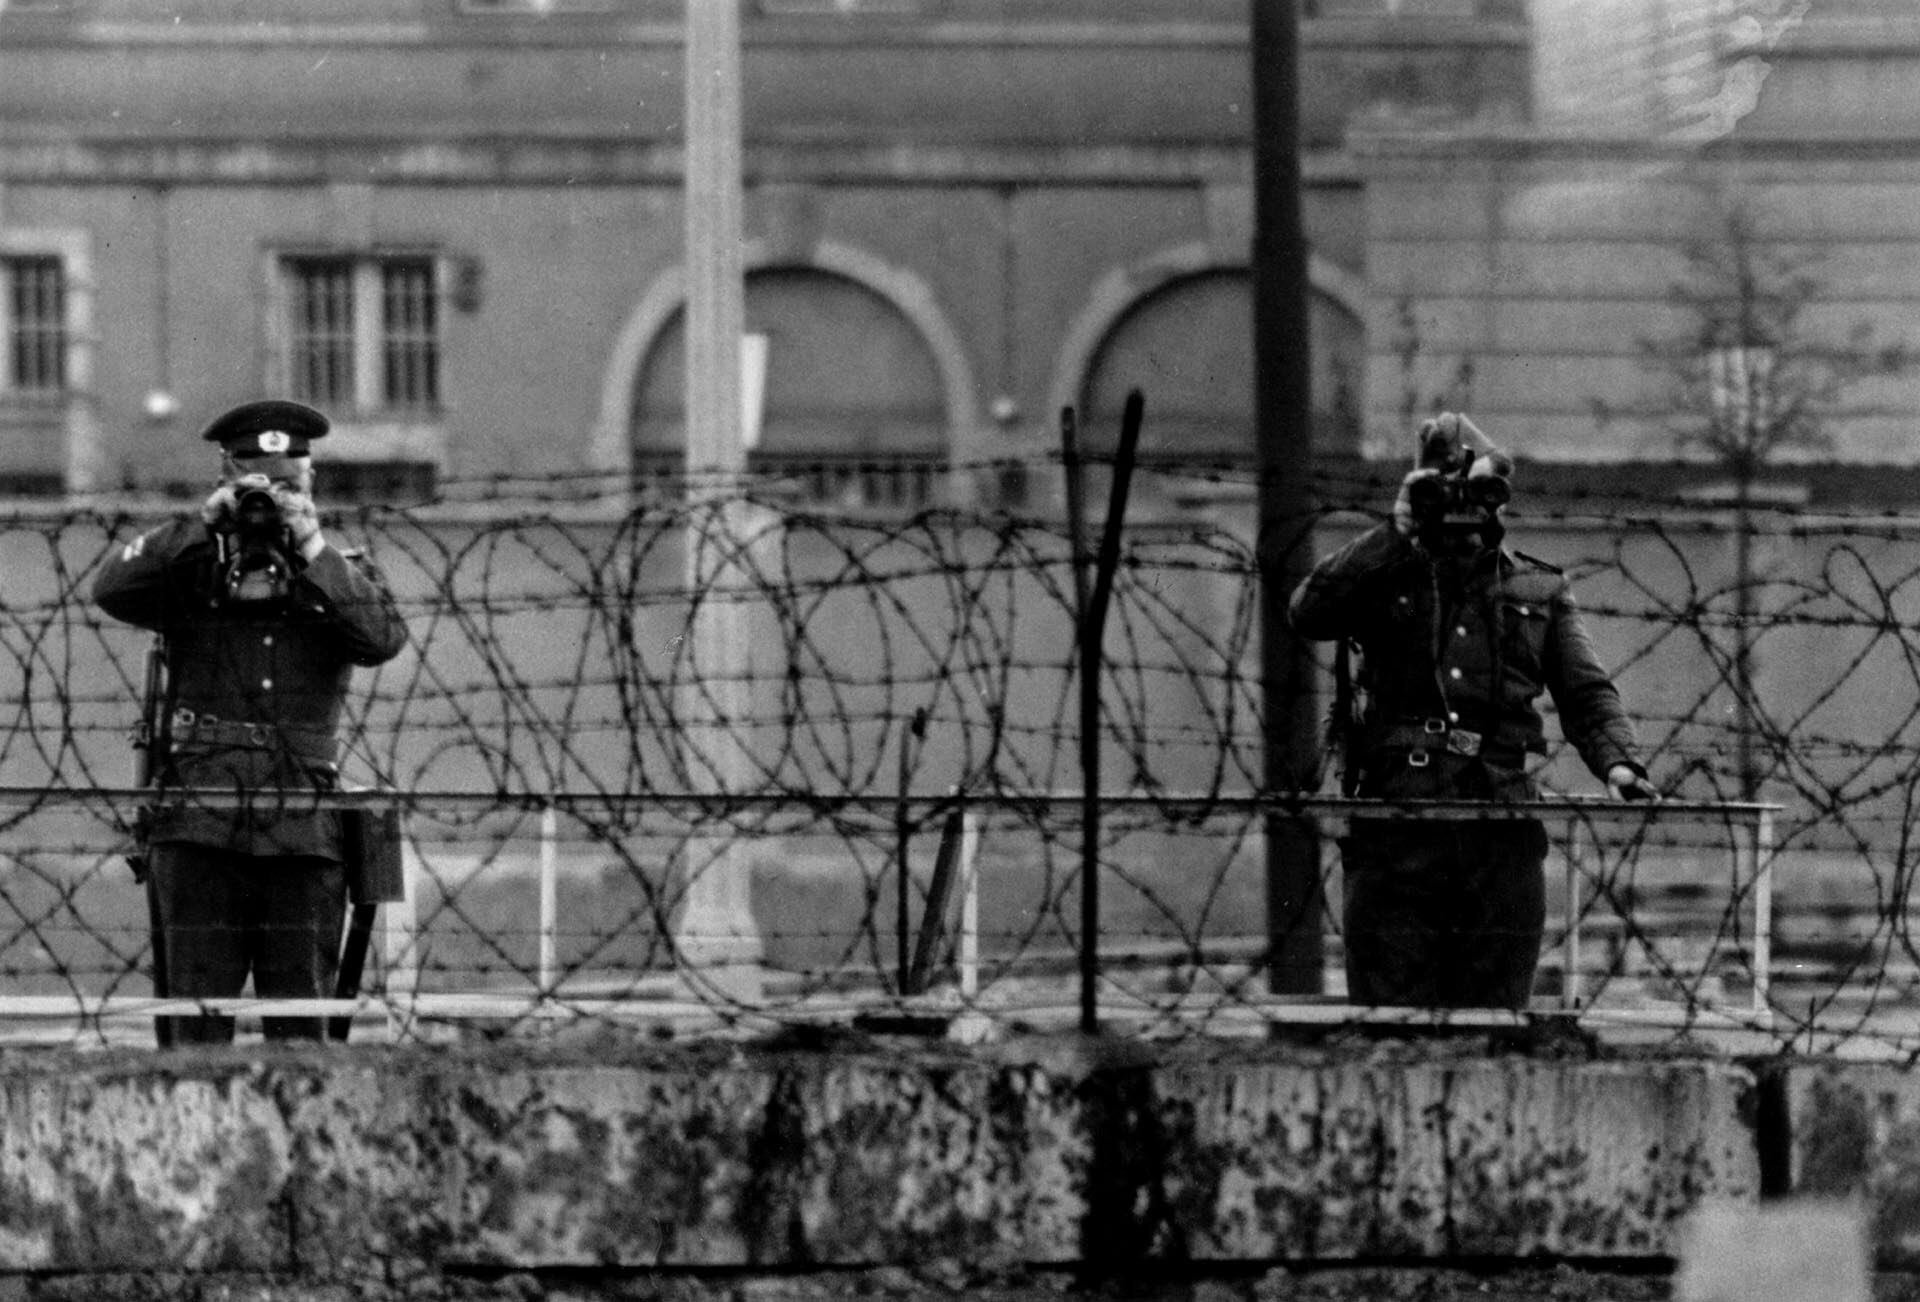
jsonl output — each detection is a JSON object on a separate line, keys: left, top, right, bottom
{"left": 262, "top": 678, "right": 273, "bottom": 689}
{"left": 1448, "top": 711, "right": 1460, "bottom": 722}
{"left": 1449, "top": 667, "right": 1463, "bottom": 680}
{"left": 1517, "top": 605, "right": 1530, "bottom": 616}
{"left": 1455, "top": 625, "right": 1468, "bottom": 637}
{"left": 263, "top": 635, "right": 274, "bottom": 647}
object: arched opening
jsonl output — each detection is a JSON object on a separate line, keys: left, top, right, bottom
{"left": 1078, "top": 270, "right": 1365, "bottom": 471}
{"left": 631, "top": 267, "right": 948, "bottom": 509}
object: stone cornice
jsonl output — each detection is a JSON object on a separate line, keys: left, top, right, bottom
{"left": 1348, "top": 123, "right": 1920, "bottom": 166}
{"left": 0, "top": 138, "right": 1363, "bottom": 188}
{"left": 0, "top": 12, "right": 1528, "bottom": 53}
{"left": 1756, "top": 14, "right": 1920, "bottom": 57}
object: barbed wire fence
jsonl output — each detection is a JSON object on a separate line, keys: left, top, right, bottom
{"left": 0, "top": 451, "right": 1916, "bottom": 1053}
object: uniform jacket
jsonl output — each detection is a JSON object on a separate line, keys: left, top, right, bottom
{"left": 93, "top": 517, "right": 407, "bottom": 858}
{"left": 1288, "top": 523, "right": 1641, "bottom": 796}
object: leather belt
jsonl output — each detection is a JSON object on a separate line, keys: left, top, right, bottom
{"left": 1374, "top": 718, "right": 1525, "bottom": 769}
{"left": 169, "top": 708, "right": 337, "bottom": 765}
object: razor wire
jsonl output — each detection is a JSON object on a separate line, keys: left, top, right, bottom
{"left": 0, "top": 456, "right": 1912, "bottom": 1053}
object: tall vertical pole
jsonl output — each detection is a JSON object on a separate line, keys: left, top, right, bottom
{"left": 686, "top": 1, "right": 745, "bottom": 488}
{"left": 676, "top": 0, "right": 762, "bottom": 982}
{"left": 1252, "top": 0, "right": 1324, "bottom": 993}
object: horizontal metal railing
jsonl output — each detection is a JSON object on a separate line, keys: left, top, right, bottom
{"left": 0, "top": 786, "right": 1782, "bottom": 1046}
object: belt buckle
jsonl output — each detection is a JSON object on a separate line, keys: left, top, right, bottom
{"left": 170, "top": 706, "right": 197, "bottom": 731}
{"left": 1407, "top": 749, "right": 1430, "bottom": 768}
{"left": 1423, "top": 717, "right": 1448, "bottom": 735}
{"left": 248, "top": 724, "right": 270, "bottom": 746}
{"left": 1447, "top": 727, "right": 1483, "bottom": 757}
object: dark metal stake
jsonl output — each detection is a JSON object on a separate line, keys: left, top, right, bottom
{"left": 1063, "top": 391, "right": 1144, "bottom": 1034}
{"left": 895, "top": 706, "right": 927, "bottom": 994}
{"left": 904, "top": 800, "right": 968, "bottom": 995}
{"left": 329, "top": 902, "right": 379, "bottom": 1042}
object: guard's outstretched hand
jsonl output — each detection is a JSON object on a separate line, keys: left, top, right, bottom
{"left": 1606, "top": 763, "right": 1660, "bottom": 802}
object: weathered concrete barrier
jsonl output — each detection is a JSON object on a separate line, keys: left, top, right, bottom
{"left": 0, "top": 1033, "right": 1760, "bottom": 1290}
{"left": 1786, "top": 1063, "right": 1920, "bottom": 1266}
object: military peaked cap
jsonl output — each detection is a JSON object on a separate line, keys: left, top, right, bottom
{"left": 201, "top": 400, "right": 329, "bottom": 460}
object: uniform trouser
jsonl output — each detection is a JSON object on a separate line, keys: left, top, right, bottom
{"left": 146, "top": 842, "right": 347, "bottom": 1045}
{"left": 1339, "top": 816, "right": 1549, "bottom": 1010}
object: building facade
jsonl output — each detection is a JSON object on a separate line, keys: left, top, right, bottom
{"left": 0, "top": 0, "right": 1531, "bottom": 507}
{"left": 1365, "top": 0, "right": 1920, "bottom": 496}
{"left": 0, "top": 0, "right": 1914, "bottom": 510}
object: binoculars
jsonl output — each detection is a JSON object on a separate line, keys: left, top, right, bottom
{"left": 217, "top": 477, "right": 294, "bottom": 605}
{"left": 231, "top": 483, "right": 285, "bottom": 539}
{"left": 1410, "top": 413, "right": 1512, "bottom": 530}
{"left": 1406, "top": 469, "right": 1511, "bottom": 525}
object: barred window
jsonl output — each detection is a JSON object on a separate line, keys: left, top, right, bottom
{"left": 282, "top": 255, "right": 440, "bottom": 415}
{"left": 381, "top": 261, "right": 439, "bottom": 408}
{"left": 287, "top": 257, "right": 355, "bottom": 406}
{"left": 3, "top": 256, "right": 67, "bottom": 394}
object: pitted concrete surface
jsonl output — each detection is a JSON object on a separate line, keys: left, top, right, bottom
{"left": 0, "top": 1036, "right": 1761, "bottom": 1283}
{"left": 0, "top": 1064, "right": 289, "bottom": 1270}
{"left": 1153, "top": 1055, "right": 1757, "bottom": 1259}
{"left": 6, "top": 1263, "right": 1682, "bottom": 1301}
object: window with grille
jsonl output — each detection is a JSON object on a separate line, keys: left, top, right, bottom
{"left": 282, "top": 255, "right": 440, "bottom": 415}
{"left": 2, "top": 256, "right": 67, "bottom": 394}
{"left": 381, "top": 261, "right": 439, "bottom": 408}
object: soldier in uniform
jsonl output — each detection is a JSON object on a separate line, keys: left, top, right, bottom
{"left": 94, "top": 400, "right": 407, "bottom": 1044}
{"left": 1289, "top": 412, "right": 1659, "bottom": 1009}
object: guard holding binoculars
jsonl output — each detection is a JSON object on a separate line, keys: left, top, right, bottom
{"left": 93, "top": 400, "right": 407, "bottom": 1044}
{"left": 1290, "top": 412, "right": 1658, "bottom": 1009}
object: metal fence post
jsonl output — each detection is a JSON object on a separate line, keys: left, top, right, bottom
{"left": 1752, "top": 805, "right": 1775, "bottom": 1016}
{"left": 1563, "top": 815, "right": 1584, "bottom": 1011}
{"left": 539, "top": 802, "right": 559, "bottom": 996}
{"left": 1063, "top": 392, "right": 1143, "bottom": 1034}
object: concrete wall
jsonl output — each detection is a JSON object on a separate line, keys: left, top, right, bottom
{"left": 1781, "top": 1060, "right": 1920, "bottom": 1275}
{"left": 0, "top": 1035, "right": 1763, "bottom": 1300}
{"left": 39, "top": 1036, "right": 1920, "bottom": 1301}
{"left": 16, "top": 1031, "right": 1920, "bottom": 1301}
